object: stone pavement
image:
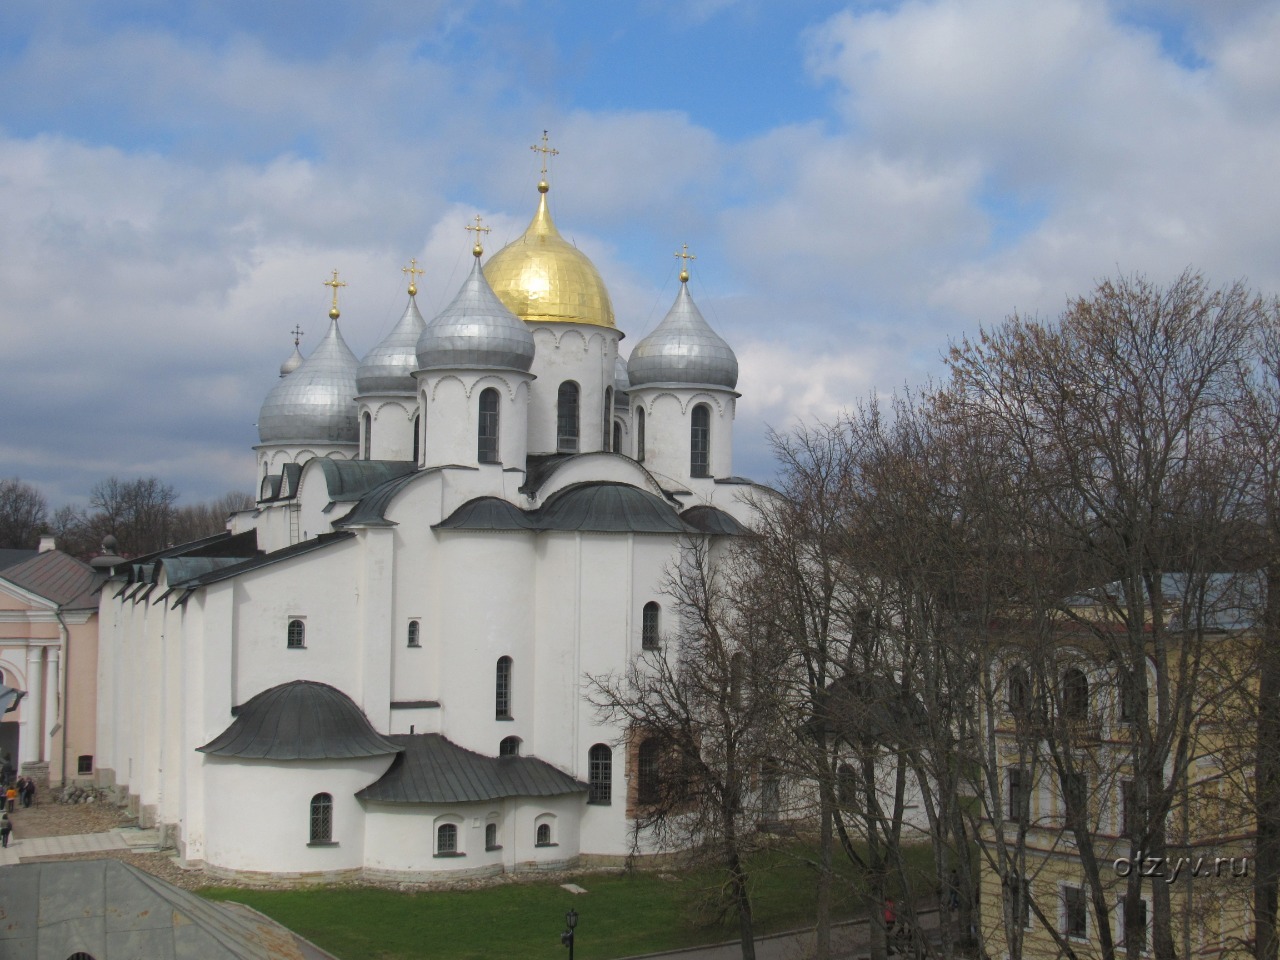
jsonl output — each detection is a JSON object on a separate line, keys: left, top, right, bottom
{"left": 0, "top": 826, "right": 162, "bottom": 866}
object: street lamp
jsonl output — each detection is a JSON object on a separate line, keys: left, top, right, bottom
{"left": 561, "top": 908, "right": 578, "bottom": 960}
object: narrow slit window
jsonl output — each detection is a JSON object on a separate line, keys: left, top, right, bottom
{"left": 690, "top": 404, "right": 710, "bottom": 477}
{"left": 642, "top": 602, "right": 660, "bottom": 650}
{"left": 496, "top": 656, "right": 513, "bottom": 719}
{"left": 309, "top": 793, "right": 332, "bottom": 843}
{"left": 589, "top": 744, "right": 612, "bottom": 804}
{"left": 407, "top": 620, "right": 421, "bottom": 648}
{"left": 478, "top": 387, "right": 500, "bottom": 463}
{"left": 557, "top": 382, "right": 580, "bottom": 453}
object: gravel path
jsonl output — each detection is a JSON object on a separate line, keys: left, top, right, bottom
{"left": 6, "top": 797, "right": 132, "bottom": 838}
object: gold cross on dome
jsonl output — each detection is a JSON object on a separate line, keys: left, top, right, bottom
{"left": 465, "top": 215, "right": 492, "bottom": 256}
{"left": 290, "top": 324, "right": 304, "bottom": 347}
{"left": 674, "top": 243, "right": 697, "bottom": 282}
{"left": 531, "top": 130, "right": 559, "bottom": 177}
{"left": 403, "top": 258, "right": 424, "bottom": 295}
{"left": 323, "top": 269, "right": 347, "bottom": 318}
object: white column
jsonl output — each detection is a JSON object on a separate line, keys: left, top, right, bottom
{"left": 20, "top": 647, "right": 43, "bottom": 764}
{"left": 44, "top": 647, "right": 60, "bottom": 778}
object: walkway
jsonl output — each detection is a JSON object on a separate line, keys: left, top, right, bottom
{"left": 0, "top": 826, "right": 162, "bottom": 867}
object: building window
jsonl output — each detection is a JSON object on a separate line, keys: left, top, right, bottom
{"left": 485, "top": 822, "right": 500, "bottom": 850}
{"left": 413, "top": 414, "right": 421, "bottom": 463}
{"left": 478, "top": 387, "right": 500, "bottom": 463}
{"left": 1064, "top": 885, "right": 1088, "bottom": 939}
{"left": 690, "top": 403, "right": 710, "bottom": 477}
{"left": 496, "top": 656, "right": 513, "bottom": 719}
{"left": 636, "top": 407, "right": 646, "bottom": 461}
{"left": 407, "top": 620, "right": 421, "bottom": 648}
{"left": 436, "top": 822, "right": 458, "bottom": 855}
{"left": 1119, "top": 671, "right": 1140, "bottom": 722}
{"left": 536, "top": 823, "right": 552, "bottom": 846}
{"left": 642, "top": 602, "right": 661, "bottom": 650}
{"left": 309, "top": 793, "right": 333, "bottom": 844}
{"left": 287, "top": 618, "right": 306, "bottom": 649}
{"left": 613, "top": 421, "right": 622, "bottom": 455}
{"left": 500, "top": 736, "right": 521, "bottom": 757}
{"left": 1007, "top": 767, "right": 1025, "bottom": 821}
{"left": 77, "top": 755, "right": 94, "bottom": 775}
{"left": 1120, "top": 898, "right": 1148, "bottom": 951}
{"left": 362, "top": 412, "right": 372, "bottom": 460}
{"left": 1061, "top": 667, "right": 1089, "bottom": 723}
{"left": 1008, "top": 665, "right": 1030, "bottom": 715}
{"left": 588, "top": 744, "right": 612, "bottom": 804}
{"left": 1014, "top": 875, "right": 1032, "bottom": 929}
{"left": 638, "top": 739, "right": 661, "bottom": 804}
{"left": 557, "top": 381, "right": 580, "bottom": 453}
{"left": 1120, "top": 779, "right": 1136, "bottom": 837}
{"left": 1064, "top": 770, "right": 1087, "bottom": 820}
{"left": 603, "top": 387, "right": 613, "bottom": 450}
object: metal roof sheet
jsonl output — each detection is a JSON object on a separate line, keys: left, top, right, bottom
{"left": 433, "top": 497, "right": 539, "bottom": 532}
{"left": 536, "top": 482, "right": 694, "bottom": 534}
{"left": 0, "top": 858, "right": 339, "bottom": 959}
{"left": 1, "top": 550, "right": 102, "bottom": 610}
{"left": 198, "top": 680, "right": 402, "bottom": 760}
{"left": 680, "top": 505, "right": 748, "bottom": 537}
{"left": 316, "top": 458, "right": 417, "bottom": 502}
{"left": 356, "top": 733, "right": 586, "bottom": 804}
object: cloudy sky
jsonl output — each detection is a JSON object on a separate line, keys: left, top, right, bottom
{"left": 3, "top": 0, "right": 1279, "bottom": 508}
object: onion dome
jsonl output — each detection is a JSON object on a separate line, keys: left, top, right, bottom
{"left": 416, "top": 245, "right": 535, "bottom": 372}
{"left": 483, "top": 180, "right": 616, "bottom": 329}
{"left": 279, "top": 344, "right": 304, "bottom": 378}
{"left": 628, "top": 277, "right": 738, "bottom": 389}
{"left": 613, "top": 353, "right": 631, "bottom": 412}
{"left": 357, "top": 294, "right": 427, "bottom": 395}
{"left": 258, "top": 316, "right": 360, "bottom": 443}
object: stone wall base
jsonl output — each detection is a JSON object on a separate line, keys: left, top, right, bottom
{"left": 19, "top": 761, "right": 49, "bottom": 792}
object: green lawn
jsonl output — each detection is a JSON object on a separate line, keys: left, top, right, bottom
{"left": 200, "top": 842, "right": 938, "bottom": 960}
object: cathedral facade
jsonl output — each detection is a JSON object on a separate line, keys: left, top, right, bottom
{"left": 94, "top": 169, "right": 759, "bottom": 880}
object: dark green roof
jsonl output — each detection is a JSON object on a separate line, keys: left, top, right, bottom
{"left": 436, "top": 483, "right": 705, "bottom": 535}
{"left": 357, "top": 733, "right": 586, "bottom": 804}
{"left": 316, "top": 459, "right": 416, "bottom": 502}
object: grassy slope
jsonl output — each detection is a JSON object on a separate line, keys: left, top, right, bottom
{"left": 200, "top": 843, "right": 937, "bottom": 960}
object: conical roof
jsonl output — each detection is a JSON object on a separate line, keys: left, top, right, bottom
{"left": 483, "top": 182, "right": 615, "bottom": 329}
{"left": 258, "top": 317, "right": 360, "bottom": 444}
{"left": 279, "top": 344, "right": 304, "bottom": 377}
{"left": 628, "top": 281, "right": 737, "bottom": 389}
{"left": 357, "top": 295, "right": 427, "bottom": 394}
{"left": 416, "top": 255, "right": 535, "bottom": 372}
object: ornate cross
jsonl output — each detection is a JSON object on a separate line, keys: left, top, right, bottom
{"left": 323, "top": 269, "right": 347, "bottom": 318}
{"left": 674, "top": 243, "right": 697, "bottom": 282}
{"left": 531, "top": 130, "right": 559, "bottom": 177}
{"left": 290, "top": 324, "right": 304, "bottom": 347}
{"left": 466, "top": 215, "right": 492, "bottom": 256}
{"left": 403, "top": 258, "right": 424, "bottom": 295}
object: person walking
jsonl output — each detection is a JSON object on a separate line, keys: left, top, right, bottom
{"left": 20, "top": 778, "right": 34, "bottom": 808}
{"left": 0, "top": 809, "right": 12, "bottom": 847}
{"left": 4, "top": 784, "right": 15, "bottom": 813}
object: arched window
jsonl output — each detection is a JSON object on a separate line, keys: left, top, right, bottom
{"left": 1061, "top": 667, "right": 1089, "bottom": 722}
{"left": 637, "top": 739, "right": 661, "bottom": 804}
{"left": 557, "top": 381, "right": 580, "bottom": 453}
{"left": 362, "top": 412, "right": 372, "bottom": 460}
{"left": 536, "top": 823, "right": 552, "bottom": 846}
{"left": 496, "top": 656, "right": 513, "bottom": 719}
{"left": 413, "top": 414, "right": 421, "bottom": 463}
{"left": 485, "top": 822, "right": 499, "bottom": 850}
{"left": 500, "top": 736, "right": 521, "bottom": 756}
{"left": 478, "top": 387, "right": 500, "bottom": 463}
{"left": 287, "top": 619, "right": 305, "bottom": 649}
{"left": 1007, "top": 666, "right": 1030, "bottom": 714}
{"left": 613, "top": 421, "right": 623, "bottom": 455}
{"left": 309, "top": 792, "right": 332, "bottom": 843}
{"left": 588, "top": 744, "right": 612, "bottom": 804}
{"left": 730, "top": 652, "right": 745, "bottom": 710}
{"left": 690, "top": 403, "right": 711, "bottom": 477}
{"left": 407, "top": 620, "right": 421, "bottom": 648}
{"left": 436, "top": 822, "right": 458, "bottom": 855}
{"left": 603, "top": 387, "right": 613, "bottom": 450}
{"left": 635, "top": 407, "right": 646, "bottom": 461}
{"left": 642, "top": 602, "right": 661, "bottom": 650}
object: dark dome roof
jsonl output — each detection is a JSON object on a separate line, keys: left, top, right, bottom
{"left": 197, "top": 680, "right": 401, "bottom": 760}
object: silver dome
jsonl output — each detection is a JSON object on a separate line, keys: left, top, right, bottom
{"left": 357, "top": 296, "right": 427, "bottom": 394}
{"left": 258, "top": 317, "right": 360, "bottom": 444}
{"left": 279, "top": 344, "right": 304, "bottom": 378}
{"left": 613, "top": 352, "right": 631, "bottom": 412}
{"left": 628, "top": 282, "right": 738, "bottom": 389}
{"left": 415, "top": 257, "right": 535, "bottom": 373}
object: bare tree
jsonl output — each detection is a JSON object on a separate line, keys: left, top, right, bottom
{"left": 587, "top": 536, "right": 790, "bottom": 960}
{"left": 0, "top": 478, "right": 49, "bottom": 549}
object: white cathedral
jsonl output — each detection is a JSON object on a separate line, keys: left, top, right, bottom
{"left": 95, "top": 163, "right": 760, "bottom": 881}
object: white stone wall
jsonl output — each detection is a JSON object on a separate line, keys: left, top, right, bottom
{"left": 629, "top": 387, "right": 736, "bottom": 487}
{"left": 358, "top": 397, "right": 418, "bottom": 462}
{"left": 526, "top": 325, "right": 620, "bottom": 456}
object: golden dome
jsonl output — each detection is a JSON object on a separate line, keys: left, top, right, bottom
{"left": 483, "top": 187, "right": 616, "bottom": 329}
